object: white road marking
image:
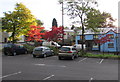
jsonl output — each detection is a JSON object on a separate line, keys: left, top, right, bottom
{"left": 78, "top": 58, "right": 87, "bottom": 62}
{"left": 35, "top": 64, "right": 45, "bottom": 66}
{"left": 99, "top": 59, "right": 104, "bottom": 64}
{"left": 43, "top": 75, "right": 54, "bottom": 80}
{"left": 35, "top": 64, "right": 66, "bottom": 68}
{"left": 89, "top": 77, "right": 93, "bottom": 82}
{"left": 0, "top": 71, "right": 21, "bottom": 79}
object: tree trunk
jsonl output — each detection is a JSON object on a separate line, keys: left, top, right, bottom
{"left": 81, "top": 17, "right": 85, "bottom": 55}
{"left": 12, "top": 24, "right": 16, "bottom": 44}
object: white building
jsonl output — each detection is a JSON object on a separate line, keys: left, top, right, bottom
{"left": 64, "top": 28, "right": 74, "bottom": 39}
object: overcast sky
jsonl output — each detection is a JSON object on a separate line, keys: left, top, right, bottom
{"left": 0, "top": 0, "right": 119, "bottom": 30}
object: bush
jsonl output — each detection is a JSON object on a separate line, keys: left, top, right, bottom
{"left": 83, "top": 53, "right": 120, "bottom": 59}
{"left": 49, "top": 46, "right": 59, "bottom": 55}
{"left": 78, "top": 50, "right": 87, "bottom": 56}
{"left": 23, "top": 43, "right": 35, "bottom": 54}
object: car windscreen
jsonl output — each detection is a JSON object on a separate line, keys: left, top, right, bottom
{"left": 4, "top": 44, "right": 11, "bottom": 47}
{"left": 34, "top": 48, "right": 43, "bottom": 51}
{"left": 60, "top": 47, "right": 70, "bottom": 51}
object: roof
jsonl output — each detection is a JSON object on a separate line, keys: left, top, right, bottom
{"left": 77, "top": 29, "right": 118, "bottom": 36}
{"left": 64, "top": 29, "right": 74, "bottom": 32}
{"left": 62, "top": 46, "right": 74, "bottom": 48}
{"left": 106, "top": 29, "right": 117, "bottom": 34}
{"left": 35, "top": 46, "right": 48, "bottom": 49}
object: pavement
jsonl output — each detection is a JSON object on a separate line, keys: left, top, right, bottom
{"left": 1, "top": 53, "right": 119, "bottom": 81}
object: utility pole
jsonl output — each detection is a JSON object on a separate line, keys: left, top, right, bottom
{"left": 59, "top": 0, "right": 64, "bottom": 45}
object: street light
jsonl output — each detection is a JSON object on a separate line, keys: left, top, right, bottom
{"left": 59, "top": 0, "right": 64, "bottom": 45}
{"left": 59, "top": 0, "right": 75, "bottom": 45}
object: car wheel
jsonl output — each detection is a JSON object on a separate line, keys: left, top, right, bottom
{"left": 13, "top": 52, "right": 17, "bottom": 56}
{"left": 52, "top": 52, "right": 54, "bottom": 56}
{"left": 4, "top": 52, "right": 8, "bottom": 56}
{"left": 43, "top": 54, "right": 47, "bottom": 58}
{"left": 32, "top": 54, "right": 36, "bottom": 58}
{"left": 25, "top": 51, "right": 28, "bottom": 54}
{"left": 58, "top": 56, "right": 62, "bottom": 60}
{"left": 71, "top": 55, "right": 75, "bottom": 60}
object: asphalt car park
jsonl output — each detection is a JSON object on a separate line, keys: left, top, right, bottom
{"left": 1, "top": 53, "right": 118, "bottom": 81}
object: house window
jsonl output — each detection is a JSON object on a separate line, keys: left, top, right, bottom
{"left": 93, "top": 35, "right": 98, "bottom": 39}
{"left": 108, "top": 43, "right": 114, "bottom": 48}
{"left": 108, "top": 34, "right": 114, "bottom": 39}
{"left": 80, "top": 35, "right": 85, "bottom": 40}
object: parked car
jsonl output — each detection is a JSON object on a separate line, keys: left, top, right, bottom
{"left": 3, "top": 43, "right": 28, "bottom": 56}
{"left": 58, "top": 46, "right": 78, "bottom": 60}
{"left": 32, "top": 46, "right": 54, "bottom": 58}
{"left": 73, "top": 44, "right": 86, "bottom": 50}
{"left": 42, "top": 41, "right": 61, "bottom": 48}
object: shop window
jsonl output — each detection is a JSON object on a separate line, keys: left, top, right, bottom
{"left": 80, "top": 35, "right": 85, "bottom": 40}
{"left": 108, "top": 43, "right": 114, "bottom": 48}
{"left": 93, "top": 43, "right": 99, "bottom": 48}
{"left": 93, "top": 35, "right": 98, "bottom": 39}
{"left": 108, "top": 34, "right": 114, "bottom": 39}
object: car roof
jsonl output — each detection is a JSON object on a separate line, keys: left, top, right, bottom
{"left": 35, "top": 46, "right": 49, "bottom": 49}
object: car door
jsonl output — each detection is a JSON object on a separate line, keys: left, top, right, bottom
{"left": 45, "top": 48, "right": 52, "bottom": 56}
{"left": 14, "top": 45, "right": 25, "bottom": 54}
{"left": 13, "top": 45, "right": 21, "bottom": 54}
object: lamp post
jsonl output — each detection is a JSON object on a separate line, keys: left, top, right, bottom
{"left": 59, "top": 0, "right": 64, "bottom": 45}
{"left": 59, "top": 0, "right": 75, "bottom": 46}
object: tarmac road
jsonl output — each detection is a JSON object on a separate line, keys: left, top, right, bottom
{"left": 1, "top": 53, "right": 119, "bottom": 81}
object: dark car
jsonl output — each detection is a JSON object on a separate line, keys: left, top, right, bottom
{"left": 3, "top": 43, "right": 28, "bottom": 56}
{"left": 32, "top": 46, "right": 54, "bottom": 58}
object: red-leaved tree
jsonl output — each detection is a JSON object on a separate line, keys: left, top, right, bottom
{"left": 95, "top": 34, "right": 113, "bottom": 44}
{"left": 26, "top": 25, "right": 45, "bottom": 42}
{"left": 44, "top": 26, "right": 64, "bottom": 42}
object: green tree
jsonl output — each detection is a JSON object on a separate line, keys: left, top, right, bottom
{"left": 85, "top": 9, "right": 103, "bottom": 32}
{"left": 85, "top": 9, "right": 116, "bottom": 32}
{"left": 98, "top": 12, "right": 116, "bottom": 28}
{"left": 2, "top": 3, "right": 37, "bottom": 43}
{"left": 36, "top": 19, "right": 43, "bottom": 26}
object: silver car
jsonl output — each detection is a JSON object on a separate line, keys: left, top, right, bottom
{"left": 58, "top": 46, "right": 78, "bottom": 60}
{"left": 32, "top": 46, "right": 54, "bottom": 58}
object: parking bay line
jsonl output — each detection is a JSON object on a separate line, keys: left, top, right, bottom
{"left": 43, "top": 75, "right": 55, "bottom": 80}
{"left": 78, "top": 58, "right": 87, "bottom": 62}
{"left": 0, "top": 71, "right": 22, "bottom": 79}
{"left": 98, "top": 59, "right": 104, "bottom": 64}
{"left": 34, "top": 64, "right": 66, "bottom": 68}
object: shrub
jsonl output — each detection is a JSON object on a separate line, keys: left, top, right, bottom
{"left": 49, "top": 46, "right": 59, "bottom": 55}
{"left": 23, "top": 43, "right": 35, "bottom": 53}
{"left": 78, "top": 50, "right": 87, "bottom": 56}
{"left": 83, "top": 53, "right": 120, "bottom": 59}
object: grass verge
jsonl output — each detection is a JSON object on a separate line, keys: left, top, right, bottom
{"left": 80, "top": 53, "right": 120, "bottom": 59}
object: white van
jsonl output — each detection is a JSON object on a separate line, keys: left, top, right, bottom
{"left": 42, "top": 41, "right": 61, "bottom": 48}
{"left": 73, "top": 44, "right": 86, "bottom": 50}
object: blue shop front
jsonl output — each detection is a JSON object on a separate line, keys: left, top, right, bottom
{"left": 76, "top": 30, "right": 120, "bottom": 52}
